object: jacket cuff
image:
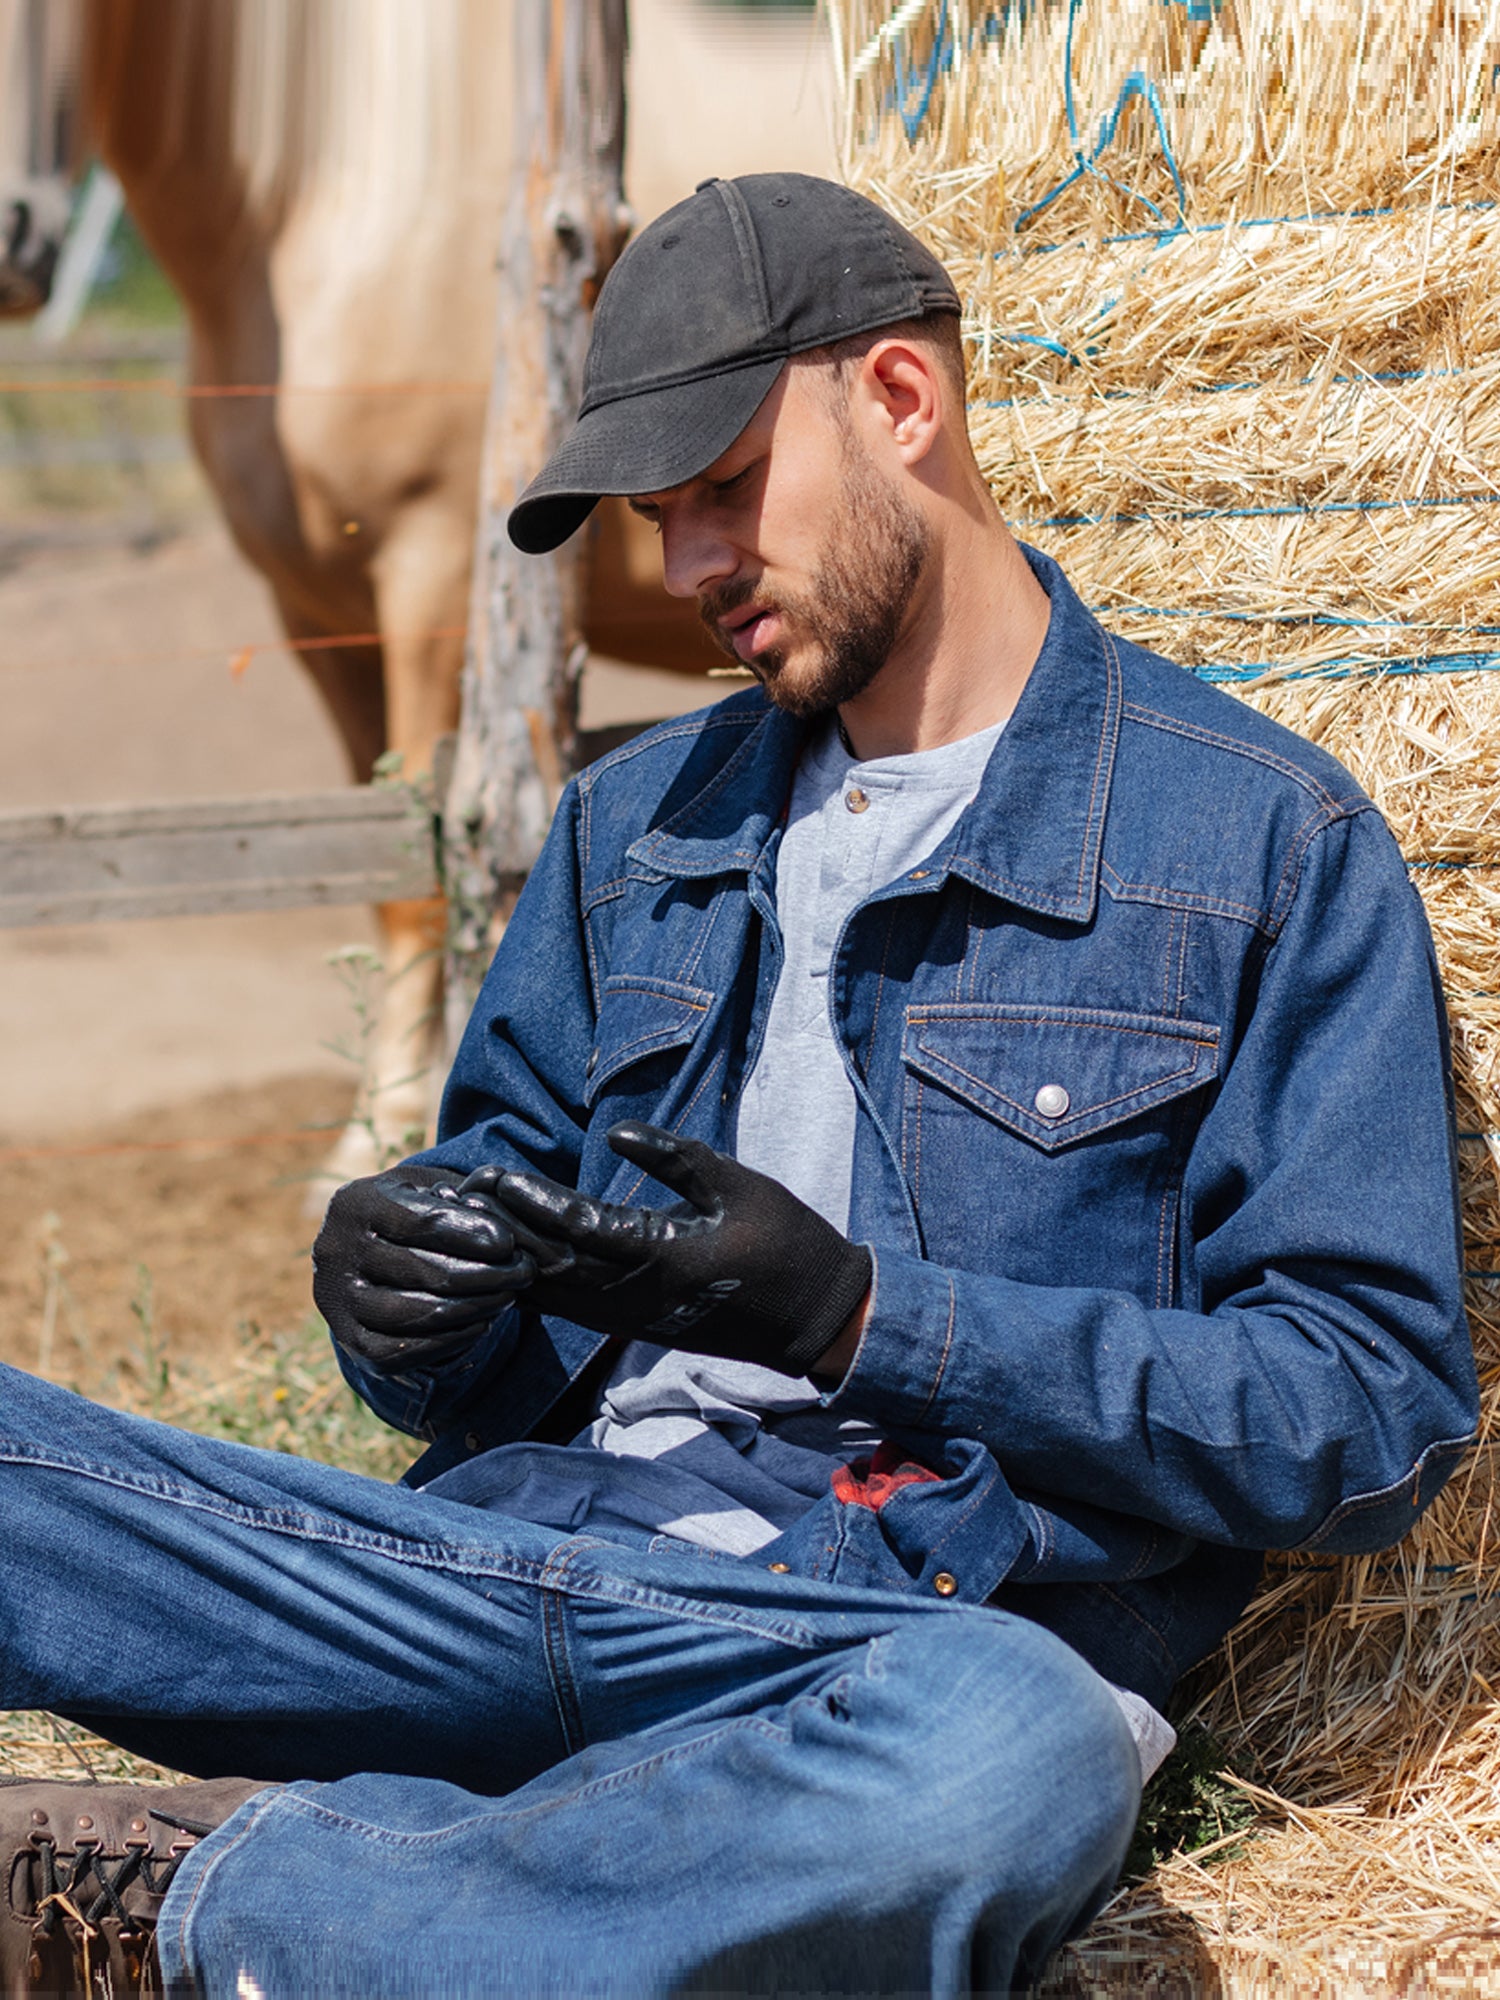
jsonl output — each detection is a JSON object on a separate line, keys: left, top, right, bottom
{"left": 335, "top": 1313, "right": 518, "bottom": 1440}
{"left": 821, "top": 1245, "right": 959, "bottom": 1429}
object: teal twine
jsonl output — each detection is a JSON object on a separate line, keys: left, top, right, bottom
{"left": 987, "top": 329, "right": 1081, "bottom": 364}
{"left": 1028, "top": 488, "right": 1500, "bottom": 533}
{"left": 888, "top": 0, "right": 1216, "bottom": 147}
{"left": 976, "top": 364, "right": 1465, "bottom": 411}
{"left": 888, "top": 0, "right": 952, "bottom": 143}
{"left": 1012, "top": 194, "right": 1496, "bottom": 261}
{"left": 1188, "top": 651, "right": 1500, "bottom": 685}
{"left": 1013, "top": 0, "right": 1188, "bottom": 233}
{"left": 1113, "top": 606, "right": 1500, "bottom": 636}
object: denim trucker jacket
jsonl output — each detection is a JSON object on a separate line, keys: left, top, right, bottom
{"left": 348, "top": 548, "right": 1478, "bottom": 1710}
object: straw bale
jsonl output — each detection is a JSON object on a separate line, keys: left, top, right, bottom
{"left": 977, "top": 347, "right": 1500, "bottom": 526}
{"left": 964, "top": 201, "right": 1500, "bottom": 397}
{"left": 834, "top": 0, "right": 1500, "bottom": 256}
{"left": 835, "top": 0, "right": 1500, "bottom": 1982}
{"left": 1021, "top": 504, "right": 1500, "bottom": 678}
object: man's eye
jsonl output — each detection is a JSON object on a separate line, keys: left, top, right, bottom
{"left": 711, "top": 464, "right": 754, "bottom": 496}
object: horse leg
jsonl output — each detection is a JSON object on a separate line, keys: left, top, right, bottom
{"left": 277, "top": 610, "right": 388, "bottom": 787}
{"left": 300, "top": 501, "right": 469, "bottom": 1211}
{"left": 261, "top": 596, "right": 424, "bottom": 1210}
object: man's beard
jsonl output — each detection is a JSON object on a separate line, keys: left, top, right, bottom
{"left": 700, "top": 443, "right": 930, "bottom": 719}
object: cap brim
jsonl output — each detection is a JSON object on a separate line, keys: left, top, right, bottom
{"left": 506, "top": 355, "right": 787, "bottom": 555}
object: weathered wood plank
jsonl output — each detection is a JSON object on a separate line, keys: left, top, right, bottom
{"left": 0, "top": 785, "right": 442, "bottom": 927}
{"left": 0, "top": 725, "right": 651, "bottom": 929}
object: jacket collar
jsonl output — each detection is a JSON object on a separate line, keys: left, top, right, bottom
{"left": 627, "top": 545, "right": 1121, "bottom": 925}
{"left": 627, "top": 698, "right": 809, "bottom": 878}
{"left": 941, "top": 546, "right": 1121, "bottom": 923}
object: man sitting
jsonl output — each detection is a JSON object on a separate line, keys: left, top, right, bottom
{"left": 0, "top": 174, "right": 1476, "bottom": 1996}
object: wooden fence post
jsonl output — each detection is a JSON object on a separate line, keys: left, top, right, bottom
{"left": 442, "top": 0, "right": 629, "bottom": 1041}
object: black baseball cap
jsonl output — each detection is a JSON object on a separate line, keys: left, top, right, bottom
{"left": 507, "top": 172, "right": 961, "bottom": 555}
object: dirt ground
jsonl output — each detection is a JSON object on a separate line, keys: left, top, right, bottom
{"left": 0, "top": 525, "right": 366, "bottom": 1378}
{"left": 0, "top": 1078, "right": 351, "bottom": 1387}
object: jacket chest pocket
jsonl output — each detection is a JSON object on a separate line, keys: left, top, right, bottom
{"left": 900, "top": 1003, "right": 1220, "bottom": 1305}
{"left": 584, "top": 974, "right": 715, "bottom": 1123}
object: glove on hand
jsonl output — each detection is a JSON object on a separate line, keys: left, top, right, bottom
{"left": 312, "top": 1164, "right": 534, "bottom": 1375}
{"left": 472, "top": 1121, "right": 872, "bottom": 1377}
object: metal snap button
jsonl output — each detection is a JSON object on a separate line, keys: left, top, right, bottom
{"left": 768, "top": 1562, "right": 791, "bottom": 1574}
{"left": 1033, "top": 1083, "right": 1070, "bottom": 1119}
{"left": 844, "top": 787, "right": 871, "bottom": 814}
{"left": 933, "top": 1572, "right": 958, "bottom": 1597}
{"left": 464, "top": 1432, "right": 483, "bottom": 1453}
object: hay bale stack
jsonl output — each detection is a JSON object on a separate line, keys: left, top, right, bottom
{"left": 832, "top": 0, "right": 1500, "bottom": 1986}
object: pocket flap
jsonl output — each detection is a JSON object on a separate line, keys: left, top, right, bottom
{"left": 903, "top": 1003, "right": 1220, "bottom": 1150}
{"left": 586, "top": 974, "right": 714, "bottom": 1106}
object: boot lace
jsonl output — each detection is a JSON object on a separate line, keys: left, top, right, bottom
{"left": 13, "top": 1804, "right": 207, "bottom": 1938}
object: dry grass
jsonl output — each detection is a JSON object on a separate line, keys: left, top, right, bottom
{"left": 834, "top": 0, "right": 1500, "bottom": 1987}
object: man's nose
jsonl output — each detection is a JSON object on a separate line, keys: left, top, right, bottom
{"left": 658, "top": 513, "right": 738, "bottom": 601}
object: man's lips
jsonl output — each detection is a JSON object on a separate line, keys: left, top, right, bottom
{"left": 719, "top": 605, "right": 778, "bottom": 664}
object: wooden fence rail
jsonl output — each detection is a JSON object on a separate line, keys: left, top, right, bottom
{"left": 0, "top": 722, "right": 645, "bottom": 929}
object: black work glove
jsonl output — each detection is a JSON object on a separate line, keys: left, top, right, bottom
{"left": 312, "top": 1165, "right": 534, "bottom": 1375}
{"left": 471, "top": 1121, "right": 872, "bottom": 1377}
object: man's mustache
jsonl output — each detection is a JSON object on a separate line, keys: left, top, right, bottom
{"left": 698, "top": 578, "right": 763, "bottom": 663}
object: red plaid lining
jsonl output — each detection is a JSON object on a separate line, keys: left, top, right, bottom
{"left": 830, "top": 1441, "right": 942, "bottom": 1513}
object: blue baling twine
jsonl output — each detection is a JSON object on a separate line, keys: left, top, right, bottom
{"left": 988, "top": 329, "right": 1082, "bottom": 363}
{"left": 1028, "top": 488, "right": 1500, "bottom": 533}
{"left": 882, "top": 0, "right": 1196, "bottom": 212}
{"left": 1013, "top": 194, "right": 1497, "bottom": 262}
{"left": 1121, "top": 607, "right": 1500, "bottom": 636}
{"left": 977, "top": 365, "right": 1467, "bottom": 411}
{"left": 1014, "top": 0, "right": 1189, "bottom": 234}
{"left": 1189, "top": 650, "right": 1500, "bottom": 685}
{"left": 890, "top": 0, "right": 953, "bottom": 142}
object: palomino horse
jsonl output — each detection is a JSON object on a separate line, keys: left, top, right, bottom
{"left": 4, "top": 0, "right": 833, "bottom": 1196}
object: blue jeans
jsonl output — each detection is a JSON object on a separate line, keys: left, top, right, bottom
{"left": 0, "top": 1366, "right": 1139, "bottom": 1996}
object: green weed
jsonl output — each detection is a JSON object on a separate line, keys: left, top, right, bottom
{"left": 1124, "top": 1725, "right": 1256, "bottom": 1880}
{"left": 171, "top": 1316, "right": 417, "bottom": 1484}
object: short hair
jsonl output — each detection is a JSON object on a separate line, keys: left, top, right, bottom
{"left": 793, "top": 313, "right": 968, "bottom": 415}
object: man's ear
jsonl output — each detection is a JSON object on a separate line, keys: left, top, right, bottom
{"left": 857, "top": 340, "right": 945, "bottom": 468}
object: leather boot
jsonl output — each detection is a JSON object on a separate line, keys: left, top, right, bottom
{"left": 0, "top": 1774, "right": 265, "bottom": 1997}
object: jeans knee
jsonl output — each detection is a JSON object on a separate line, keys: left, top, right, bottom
{"left": 846, "top": 1609, "right": 1141, "bottom": 1887}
